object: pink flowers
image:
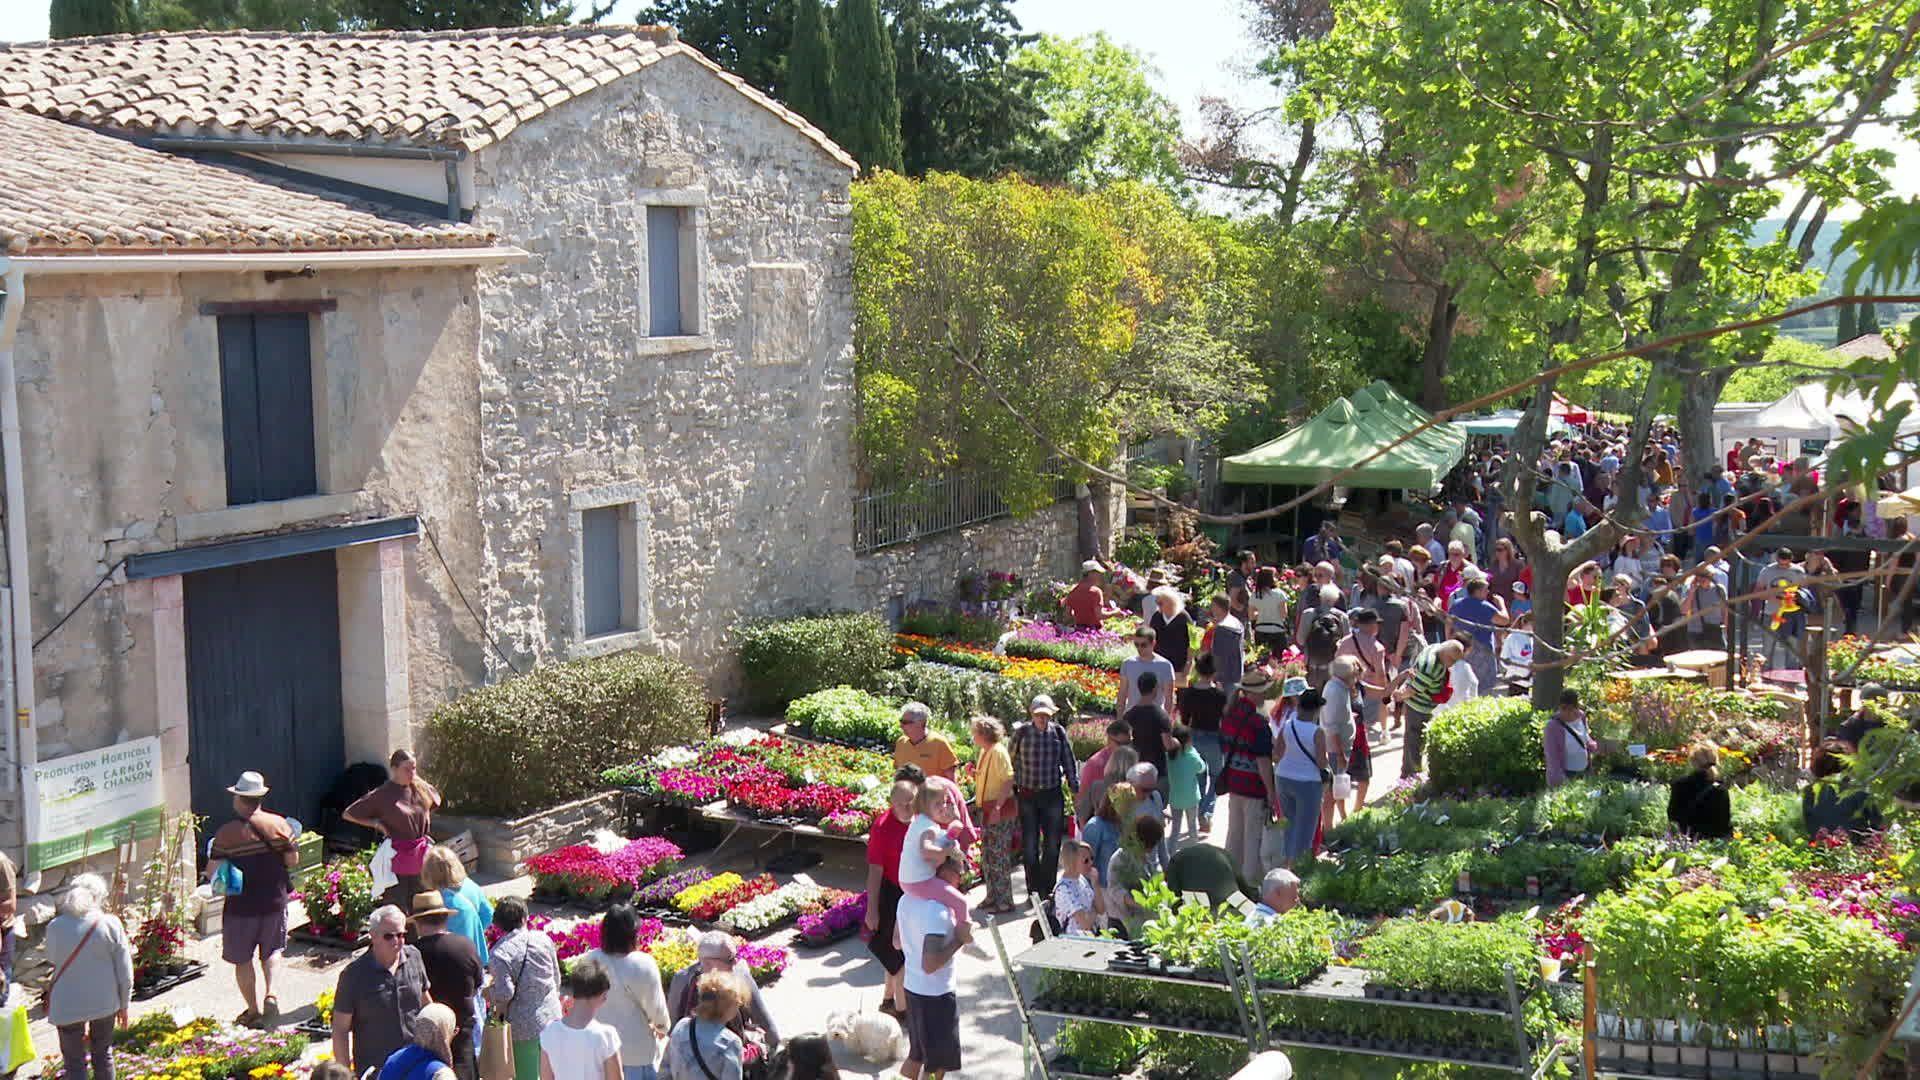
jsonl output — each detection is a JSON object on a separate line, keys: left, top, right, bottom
{"left": 526, "top": 837, "right": 685, "bottom": 901}
{"left": 1017, "top": 621, "right": 1125, "bottom": 648}
{"left": 797, "top": 892, "right": 867, "bottom": 939}
{"left": 655, "top": 769, "right": 724, "bottom": 805}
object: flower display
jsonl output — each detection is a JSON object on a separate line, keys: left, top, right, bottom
{"left": 636, "top": 867, "right": 714, "bottom": 908}
{"left": 737, "top": 941, "right": 791, "bottom": 982}
{"left": 650, "top": 768, "right": 724, "bottom": 805}
{"left": 819, "top": 810, "right": 873, "bottom": 837}
{"left": 689, "top": 874, "right": 778, "bottom": 923}
{"left": 297, "top": 854, "right": 376, "bottom": 941}
{"left": 796, "top": 892, "right": 867, "bottom": 940}
{"left": 717, "top": 882, "right": 827, "bottom": 934}
{"left": 672, "top": 872, "right": 745, "bottom": 915}
{"left": 605, "top": 735, "right": 892, "bottom": 825}
{"left": 526, "top": 836, "right": 684, "bottom": 901}
{"left": 48, "top": 1012, "right": 307, "bottom": 1080}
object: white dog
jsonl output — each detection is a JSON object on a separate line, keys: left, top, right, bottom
{"left": 827, "top": 1010, "right": 907, "bottom": 1066}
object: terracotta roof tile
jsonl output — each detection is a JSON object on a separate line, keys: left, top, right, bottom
{"left": 0, "top": 26, "right": 854, "bottom": 168}
{"left": 0, "top": 106, "right": 495, "bottom": 254}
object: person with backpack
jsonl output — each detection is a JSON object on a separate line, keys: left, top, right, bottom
{"left": 1544, "top": 690, "right": 1599, "bottom": 789}
{"left": 1296, "top": 585, "right": 1350, "bottom": 690}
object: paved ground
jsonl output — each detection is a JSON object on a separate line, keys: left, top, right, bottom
{"left": 20, "top": 732, "right": 1414, "bottom": 1079}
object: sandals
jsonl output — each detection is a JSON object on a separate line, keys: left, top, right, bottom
{"left": 263, "top": 996, "right": 280, "bottom": 1021}
{"left": 234, "top": 1009, "right": 261, "bottom": 1029}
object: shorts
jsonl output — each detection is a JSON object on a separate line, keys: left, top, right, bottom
{"left": 868, "top": 879, "right": 905, "bottom": 975}
{"left": 905, "top": 990, "right": 962, "bottom": 1071}
{"left": 221, "top": 906, "right": 289, "bottom": 965}
{"left": 1347, "top": 749, "right": 1373, "bottom": 782}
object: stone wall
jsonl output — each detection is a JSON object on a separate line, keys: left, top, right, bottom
{"left": 469, "top": 51, "right": 859, "bottom": 689}
{"left": 9, "top": 267, "right": 488, "bottom": 846}
{"left": 854, "top": 501, "right": 1084, "bottom": 614}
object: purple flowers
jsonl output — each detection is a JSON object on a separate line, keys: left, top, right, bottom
{"left": 655, "top": 769, "right": 724, "bottom": 804}
{"left": 736, "top": 941, "right": 790, "bottom": 981}
{"left": 797, "top": 892, "right": 867, "bottom": 938}
{"left": 636, "top": 866, "right": 714, "bottom": 907}
{"left": 1016, "top": 621, "right": 1124, "bottom": 648}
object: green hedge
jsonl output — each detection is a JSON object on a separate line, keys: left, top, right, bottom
{"left": 735, "top": 613, "right": 894, "bottom": 713}
{"left": 426, "top": 651, "right": 707, "bottom": 817}
{"left": 1422, "top": 696, "right": 1549, "bottom": 795}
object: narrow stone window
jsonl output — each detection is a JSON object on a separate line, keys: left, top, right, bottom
{"left": 646, "top": 205, "right": 687, "bottom": 336}
{"left": 581, "top": 504, "right": 635, "bottom": 636}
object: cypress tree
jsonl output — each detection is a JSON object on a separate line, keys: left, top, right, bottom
{"left": 1837, "top": 300, "right": 1857, "bottom": 344}
{"left": 1860, "top": 300, "right": 1881, "bottom": 334}
{"left": 830, "top": 0, "right": 903, "bottom": 172}
{"left": 787, "top": 0, "right": 835, "bottom": 129}
{"left": 50, "top": 0, "right": 135, "bottom": 37}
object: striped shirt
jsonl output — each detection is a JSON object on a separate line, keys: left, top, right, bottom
{"left": 1405, "top": 643, "right": 1452, "bottom": 714}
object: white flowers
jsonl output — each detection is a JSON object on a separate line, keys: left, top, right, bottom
{"left": 650, "top": 746, "right": 701, "bottom": 770}
{"left": 717, "top": 882, "right": 827, "bottom": 933}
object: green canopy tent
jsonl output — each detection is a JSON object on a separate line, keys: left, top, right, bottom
{"left": 1349, "top": 383, "right": 1466, "bottom": 478}
{"left": 1220, "top": 396, "right": 1458, "bottom": 490}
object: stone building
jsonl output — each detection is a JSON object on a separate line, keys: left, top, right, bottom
{"left": 0, "top": 26, "right": 1088, "bottom": 876}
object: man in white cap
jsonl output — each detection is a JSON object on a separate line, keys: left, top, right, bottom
{"left": 207, "top": 771, "right": 298, "bottom": 1027}
{"left": 1010, "top": 694, "right": 1080, "bottom": 902}
{"left": 1062, "top": 560, "right": 1115, "bottom": 632}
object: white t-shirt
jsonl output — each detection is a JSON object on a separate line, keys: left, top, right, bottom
{"left": 898, "top": 814, "right": 946, "bottom": 886}
{"left": 897, "top": 894, "right": 959, "bottom": 996}
{"left": 1052, "top": 874, "right": 1097, "bottom": 937}
{"left": 539, "top": 1018, "right": 621, "bottom": 1080}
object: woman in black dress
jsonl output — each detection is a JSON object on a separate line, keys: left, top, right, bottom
{"left": 1148, "top": 587, "right": 1192, "bottom": 687}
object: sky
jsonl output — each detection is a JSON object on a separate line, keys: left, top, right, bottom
{"left": 0, "top": 0, "right": 1912, "bottom": 206}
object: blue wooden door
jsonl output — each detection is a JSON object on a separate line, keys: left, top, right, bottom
{"left": 184, "top": 552, "right": 344, "bottom": 829}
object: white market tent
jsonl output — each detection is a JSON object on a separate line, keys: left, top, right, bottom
{"left": 1450, "top": 410, "right": 1569, "bottom": 437}
{"left": 1724, "top": 382, "right": 1920, "bottom": 443}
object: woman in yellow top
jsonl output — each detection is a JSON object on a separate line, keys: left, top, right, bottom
{"left": 970, "top": 716, "right": 1018, "bottom": 915}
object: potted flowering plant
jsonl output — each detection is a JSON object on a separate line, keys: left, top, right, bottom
{"left": 297, "top": 854, "right": 376, "bottom": 944}
{"left": 797, "top": 892, "right": 867, "bottom": 946}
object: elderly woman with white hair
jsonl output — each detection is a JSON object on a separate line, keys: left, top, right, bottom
{"left": 46, "top": 873, "right": 133, "bottom": 1080}
{"left": 666, "top": 932, "right": 780, "bottom": 1059}
{"left": 1146, "top": 586, "right": 1192, "bottom": 686}
{"left": 379, "top": 1002, "right": 460, "bottom": 1080}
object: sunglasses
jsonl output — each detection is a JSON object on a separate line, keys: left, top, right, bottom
{"left": 378, "top": 931, "right": 405, "bottom": 941}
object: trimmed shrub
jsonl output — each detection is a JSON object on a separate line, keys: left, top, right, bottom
{"left": 736, "top": 613, "right": 894, "bottom": 712}
{"left": 786, "top": 686, "right": 903, "bottom": 746}
{"left": 1421, "top": 696, "right": 1549, "bottom": 795}
{"left": 426, "top": 651, "right": 707, "bottom": 817}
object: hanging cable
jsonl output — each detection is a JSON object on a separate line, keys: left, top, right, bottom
{"left": 420, "top": 519, "right": 523, "bottom": 676}
{"left": 33, "top": 557, "right": 128, "bottom": 651}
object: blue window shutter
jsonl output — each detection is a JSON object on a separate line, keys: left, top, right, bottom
{"left": 583, "top": 506, "right": 623, "bottom": 636}
{"left": 216, "top": 313, "right": 317, "bottom": 506}
{"left": 217, "top": 315, "right": 264, "bottom": 505}
{"left": 647, "top": 206, "right": 683, "bottom": 336}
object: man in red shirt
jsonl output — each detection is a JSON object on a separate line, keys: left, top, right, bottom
{"left": 1061, "top": 561, "right": 1115, "bottom": 630}
{"left": 1217, "top": 670, "right": 1280, "bottom": 882}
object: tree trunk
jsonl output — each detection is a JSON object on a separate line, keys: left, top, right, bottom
{"left": 1527, "top": 559, "right": 1570, "bottom": 710}
{"left": 1420, "top": 285, "right": 1460, "bottom": 412}
{"left": 1076, "top": 483, "right": 1100, "bottom": 563}
{"left": 1674, "top": 362, "right": 1733, "bottom": 521}
{"left": 1275, "top": 116, "right": 1318, "bottom": 231}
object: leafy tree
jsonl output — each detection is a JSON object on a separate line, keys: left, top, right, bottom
{"left": 1837, "top": 301, "right": 1859, "bottom": 345}
{"left": 1011, "top": 33, "right": 1185, "bottom": 191}
{"left": 50, "top": 0, "right": 135, "bottom": 36}
{"left": 635, "top": 0, "right": 794, "bottom": 98}
{"left": 347, "top": 0, "right": 600, "bottom": 27}
{"left": 785, "top": 0, "right": 834, "bottom": 128}
{"left": 852, "top": 171, "right": 1258, "bottom": 512}
{"left": 885, "top": 0, "right": 1051, "bottom": 178}
{"left": 133, "top": 0, "right": 350, "bottom": 29}
{"left": 832, "top": 0, "right": 903, "bottom": 172}
{"left": 1860, "top": 300, "right": 1882, "bottom": 334}
{"left": 1722, "top": 337, "right": 1847, "bottom": 404}
{"left": 1294, "top": 0, "right": 1918, "bottom": 709}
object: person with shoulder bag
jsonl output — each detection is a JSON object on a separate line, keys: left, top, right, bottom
{"left": 45, "top": 874, "right": 132, "bottom": 1080}
{"left": 206, "top": 771, "right": 300, "bottom": 1028}
{"left": 664, "top": 972, "right": 746, "bottom": 1080}
{"left": 488, "top": 898, "right": 562, "bottom": 1080}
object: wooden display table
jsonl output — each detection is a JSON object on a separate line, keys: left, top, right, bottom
{"left": 1609, "top": 667, "right": 1703, "bottom": 685}
{"left": 1666, "top": 649, "right": 1730, "bottom": 689}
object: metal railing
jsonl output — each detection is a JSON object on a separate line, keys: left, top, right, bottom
{"left": 853, "top": 467, "right": 1076, "bottom": 554}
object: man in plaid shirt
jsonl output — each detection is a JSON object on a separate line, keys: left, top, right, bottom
{"left": 1010, "top": 694, "right": 1079, "bottom": 901}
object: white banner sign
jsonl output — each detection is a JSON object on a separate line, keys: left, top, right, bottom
{"left": 31, "top": 737, "right": 163, "bottom": 871}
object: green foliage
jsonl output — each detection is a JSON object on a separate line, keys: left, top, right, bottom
{"left": 886, "top": 0, "right": 1062, "bottom": 180}
{"left": 785, "top": 0, "right": 833, "bottom": 127}
{"left": 830, "top": 0, "right": 903, "bottom": 172}
{"left": 1721, "top": 336, "right": 1849, "bottom": 404}
{"left": 1361, "top": 917, "right": 1538, "bottom": 996}
{"left": 635, "top": 0, "right": 794, "bottom": 96}
{"left": 1011, "top": 32, "right": 1186, "bottom": 191}
{"left": 1003, "top": 636, "right": 1128, "bottom": 672}
{"left": 1111, "top": 525, "right": 1164, "bottom": 570}
{"left": 1053, "top": 1021, "right": 1147, "bottom": 1076}
{"left": 734, "top": 613, "right": 895, "bottom": 712}
{"left": 896, "top": 606, "right": 1004, "bottom": 643}
{"left": 51, "top": 0, "right": 134, "bottom": 35}
{"left": 1327, "top": 780, "right": 1671, "bottom": 855}
{"left": 424, "top": 651, "right": 708, "bottom": 816}
{"left": 1134, "top": 876, "right": 1348, "bottom": 987}
{"left": 128, "top": 0, "right": 351, "bottom": 29}
{"left": 1301, "top": 838, "right": 1661, "bottom": 915}
{"left": 346, "top": 0, "right": 585, "bottom": 28}
{"left": 878, "top": 659, "right": 1115, "bottom": 721}
{"left": 785, "top": 686, "right": 903, "bottom": 746}
{"left": 853, "top": 172, "right": 1257, "bottom": 505}
{"left": 1422, "top": 697, "right": 1550, "bottom": 795}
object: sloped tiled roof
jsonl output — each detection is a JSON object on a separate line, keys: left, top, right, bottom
{"left": 0, "top": 25, "right": 856, "bottom": 168}
{"left": 1832, "top": 333, "right": 1895, "bottom": 361}
{"left": 0, "top": 106, "right": 496, "bottom": 254}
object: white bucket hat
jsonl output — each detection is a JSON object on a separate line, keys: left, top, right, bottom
{"left": 226, "top": 770, "right": 270, "bottom": 797}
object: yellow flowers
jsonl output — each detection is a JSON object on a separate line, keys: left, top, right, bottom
{"left": 672, "top": 872, "right": 744, "bottom": 914}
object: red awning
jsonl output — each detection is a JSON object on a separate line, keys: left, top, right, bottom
{"left": 1550, "top": 393, "right": 1591, "bottom": 424}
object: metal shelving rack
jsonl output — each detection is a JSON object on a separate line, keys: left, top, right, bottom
{"left": 995, "top": 930, "right": 1576, "bottom": 1080}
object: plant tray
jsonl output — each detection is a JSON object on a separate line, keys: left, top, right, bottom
{"left": 1593, "top": 1038, "right": 1820, "bottom": 1079}
{"left": 1030, "top": 995, "right": 1242, "bottom": 1036}
{"left": 528, "top": 888, "right": 621, "bottom": 913}
{"left": 1266, "top": 1027, "right": 1524, "bottom": 1070}
{"left": 132, "top": 961, "right": 207, "bottom": 1000}
{"left": 289, "top": 928, "right": 369, "bottom": 950}
{"left": 1046, "top": 1054, "right": 1137, "bottom": 1080}
{"left": 765, "top": 848, "right": 823, "bottom": 874}
{"left": 796, "top": 924, "right": 860, "bottom": 949}
{"left": 1361, "top": 983, "right": 1507, "bottom": 1011}
{"left": 293, "top": 1018, "right": 333, "bottom": 1041}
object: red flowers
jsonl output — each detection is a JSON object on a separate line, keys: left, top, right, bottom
{"left": 690, "top": 874, "right": 778, "bottom": 923}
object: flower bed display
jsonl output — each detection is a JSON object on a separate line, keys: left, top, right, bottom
{"left": 796, "top": 891, "right": 867, "bottom": 946}
{"left": 526, "top": 836, "right": 683, "bottom": 903}
{"left": 880, "top": 659, "right": 1117, "bottom": 722}
{"left": 494, "top": 912, "right": 791, "bottom": 985}
{"left": 1004, "top": 621, "right": 1131, "bottom": 670}
{"left": 1831, "top": 635, "right": 1920, "bottom": 688}
{"left": 49, "top": 1012, "right": 310, "bottom": 1080}
{"left": 784, "top": 686, "right": 905, "bottom": 746}
{"left": 716, "top": 881, "right": 834, "bottom": 935}
{"left": 893, "top": 633, "right": 1008, "bottom": 672}
{"left": 635, "top": 867, "right": 712, "bottom": 911}
{"left": 604, "top": 734, "right": 895, "bottom": 833}
{"left": 687, "top": 873, "right": 778, "bottom": 923}
{"left": 672, "top": 872, "right": 746, "bottom": 915}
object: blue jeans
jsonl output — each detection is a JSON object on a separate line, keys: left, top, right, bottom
{"left": 623, "top": 1067, "right": 659, "bottom": 1080}
{"left": 1191, "top": 731, "right": 1224, "bottom": 819}
{"left": 1277, "top": 776, "right": 1322, "bottom": 863}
